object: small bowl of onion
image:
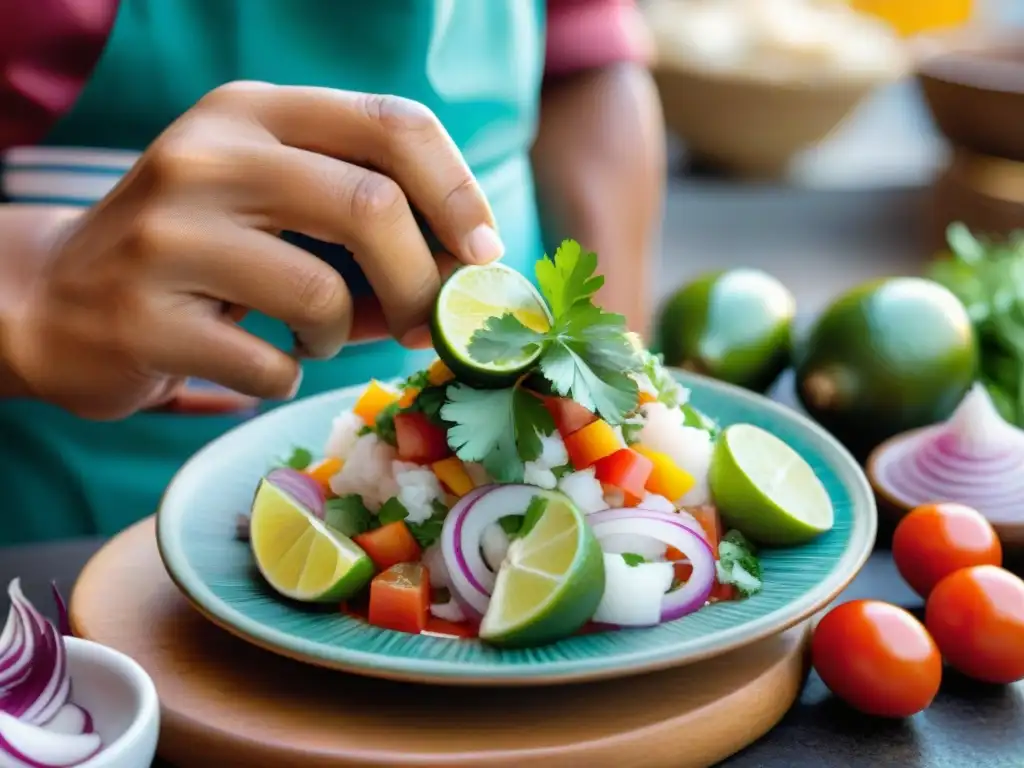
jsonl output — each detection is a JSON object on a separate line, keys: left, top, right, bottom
{"left": 645, "top": 0, "right": 909, "bottom": 177}
{"left": 0, "top": 581, "right": 159, "bottom": 768}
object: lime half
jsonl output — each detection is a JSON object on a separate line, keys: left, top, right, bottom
{"left": 479, "top": 492, "right": 605, "bottom": 648}
{"left": 250, "top": 479, "right": 375, "bottom": 602}
{"left": 431, "top": 263, "right": 552, "bottom": 387}
{"left": 709, "top": 424, "right": 834, "bottom": 546}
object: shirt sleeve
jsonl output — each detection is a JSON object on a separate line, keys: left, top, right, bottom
{"left": 544, "top": 0, "right": 654, "bottom": 79}
{"left": 0, "top": 0, "right": 120, "bottom": 151}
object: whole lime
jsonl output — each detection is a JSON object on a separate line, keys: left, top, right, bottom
{"left": 655, "top": 269, "right": 796, "bottom": 392}
{"left": 795, "top": 277, "right": 978, "bottom": 460}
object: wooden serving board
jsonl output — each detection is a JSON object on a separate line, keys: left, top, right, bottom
{"left": 70, "top": 518, "right": 810, "bottom": 768}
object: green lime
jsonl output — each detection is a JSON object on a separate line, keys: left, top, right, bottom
{"left": 794, "top": 277, "right": 977, "bottom": 460}
{"left": 655, "top": 269, "right": 796, "bottom": 393}
{"left": 431, "top": 263, "right": 552, "bottom": 388}
{"left": 709, "top": 424, "right": 834, "bottom": 546}
{"left": 479, "top": 491, "right": 605, "bottom": 648}
{"left": 249, "top": 479, "right": 375, "bottom": 602}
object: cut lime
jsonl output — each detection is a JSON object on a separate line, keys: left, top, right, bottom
{"left": 709, "top": 424, "right": 834, "bottom": 546}
{"left": 479, "top": 492, "right": 605, "bottom": 648}
{"left": 431, "top": 263, "right": 552, "bottom": 387}
{"left": 249, "top": 479, "right": 375, "bottom": 602}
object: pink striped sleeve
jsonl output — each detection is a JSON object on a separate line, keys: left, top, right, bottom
{"left": 544, "top": 0, "right": 654, "bottom": 78}
{"left": 0, "top": 0, "right": 120, "bottom": 150}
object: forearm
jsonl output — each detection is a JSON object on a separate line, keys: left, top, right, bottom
{"left": 530, "top": 63, "right": 665, "bottom": 336}
{"left": 0, "top": 205, "right": 82, "bottom": 397}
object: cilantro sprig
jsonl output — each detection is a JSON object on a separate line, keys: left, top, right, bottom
{"left": 467, "top": 239, "right": 641, "bottom": 424}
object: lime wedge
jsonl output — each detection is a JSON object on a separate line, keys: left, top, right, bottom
{"left": 431, "top": 263, "right": 552, "bottom": 387}
{"left": 250, "top": 479, "right": 375, "bottom": 602}
{"left": 479, "top": 492, "right": 605, "bottom": 648}
{"left": 708, "top": 424, "right": 834, "bottom": 546}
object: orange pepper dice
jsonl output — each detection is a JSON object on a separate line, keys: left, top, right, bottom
{"left": 564, "top": 420, "right": 622, "bottom": 469}
{"left": 353, "top": 380, "right": 400, "bottom": 427}
{"left": 368, "top": 563, "right": 431, "bottom": 634}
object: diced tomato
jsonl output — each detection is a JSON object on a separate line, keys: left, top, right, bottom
{"left": 633, "top": 444, "right": 695, "bottom": 501}
{"left": 368, "top": 563, "right": 431, "bottom": 634}
{"left": 709, "top": 583, "right": 737, "bottom": 603}
{"left": 593, "top": 449, "right": 653, "bottom": 499}
{"left": 689, "top": 505, "right": 723, "bottom": 557}
{"left": 543, "top": 396, "right": 597, "bottom": 437}
{"left": 394, "top": 411, "right": 451, "bottom": 464}
{"left": 353, "top": 380, "right": 400, "bottom": 426}
{"left": 423, "top": 617, "right": 478, "bottom": 639}
{"left": 354, "top": 521, "right": 421, "bottom": 570}
{"left": 431, "top": 457, "right": 474, "bottom": 497}
{"left": 304, "top": 457, "right": 343, "bottom": 497}
{"left": 564, "top": 419, "right": 622, "bottom": 469}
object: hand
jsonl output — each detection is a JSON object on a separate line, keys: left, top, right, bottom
{"left": 3, "top": 82, "right": 504, "bottom": 419}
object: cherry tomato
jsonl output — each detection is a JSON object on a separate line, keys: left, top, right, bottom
{"left": 811, "top": 600, "right": 941, "bottom": 718}
{"left": 892, "top": 502, "right": 1002, "bottom": 598}
{"left": 926, "top": 565, "right": 1024, "bottom": 684}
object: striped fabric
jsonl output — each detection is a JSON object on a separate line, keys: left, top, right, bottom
{"left": 2, "top": 146, "right": 138, "bottom": 206}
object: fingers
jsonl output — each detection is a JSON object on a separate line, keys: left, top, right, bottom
{"left": 173, "top": 222, "right": 354, "bottom": 359}
{"left": 213, "top": 83, "right": 504, "bottom": 266}
{"left": 243, "top": 147, "right": 442, "bottom": 342}
{"left": 146, "top": 314, "right": 300, "bottom": 400}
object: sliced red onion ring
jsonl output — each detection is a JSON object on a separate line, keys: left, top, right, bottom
{"left": 440, "top": 484, "right": 545, "bottom": 618}
{"left": 588, "top": 509, "right": 716, "bottom": 623}
{"left": 0, "top": 711, "right": 101, "bottom": 768}
{"left": 265, "top": 468, "right": 325, "bottom": 519}
{"left": 41, "top": 704, "right": 93, "bottom": 737}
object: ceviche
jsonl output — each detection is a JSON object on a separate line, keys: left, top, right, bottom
{"left": 238, "top": 241, "right": 834, "bottom": 648}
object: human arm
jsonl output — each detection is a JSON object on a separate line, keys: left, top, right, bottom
{"left": 532, "top": 0, "right": 664, "bottom": 337}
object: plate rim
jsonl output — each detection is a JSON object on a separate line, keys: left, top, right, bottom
{"left": 157, "top": 371, "right": 876, "bottom": 686}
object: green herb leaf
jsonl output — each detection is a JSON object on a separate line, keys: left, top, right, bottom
{"left": 681, "top": 403, "right": 719, "bottom": 436}
{"left": 467, "top": 314, "right": 546, "bottom": 365}
{"left": 377, "top": 497, "right": 410, "bottom": 525}
{"left": 404, "top": 385, "right": 450, "bottom": 428}
{"left": 324, "top": 495, "right": 372, "bottom": 537}
{"left": 499, "top": 515, "right": 525, "bottom": 536}
{"left": 518, "top": 496, "right": 548, "bottom": 538}
{"left": 441, "top": 384, "right": 555, "bottom": 483}
{"left": 357, "top": 425, "right": 373, "bottom": 437}
{"left": 947, "top": 222, "right": 987, "bottom": 265}
{"left": 404, "top": 369, "right": 432, "bottom": 390}
{"left": 282, "top": 447, "right": 313, "bottom": 471}
{"left": 621, "top": 552, "right": 645, "bottom": 567}
{"left": 535, "top": 239, "right": 604, "bottom": 319}
{"left": 374, "top": 401, "right": 402, "bottom": 446}
{"left": 717, "top": 529, "right": 763, "bottom": 597}
{"left": 407, "top": 519, "right": 444, "bottom": 548}
{"left": 540, "top": 343, "right": 638, "bottom": 424}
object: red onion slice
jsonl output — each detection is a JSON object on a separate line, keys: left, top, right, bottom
{"left": 440, "top": 484, "right": 549, "bottom": 618}
{"left": 0, "top": 711, "right": 102, "bottom": 768}
{"left": 41, "top": 705, "right": 92, "bottom": 737}
{"left": 264, "top": 468, "right": 325, "bottom": 519}
{"left": 588, "top": 509, "right": 716, "bottom": 623}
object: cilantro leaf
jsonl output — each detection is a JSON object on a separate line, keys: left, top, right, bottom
{"left": 404, "top": 369, "right": 431, "bottom": 390}
{"left": 441, "top": 384, "right": 555, "bottom": 483}
{"left": 717, "top": 530, "right": 763, "bottom": 597}
{"left": 407, "top": 519, "right": 444, "bottom": 548}
{"left": 374, "top": 401, "right": 401, "bottom": 446}
{"left": 499, "top": 515, "right": 525, "bottom": 536}
{"left": 281, "top": 447, "right": 313, "bottom": 471}
{"left": 324, "top": 495, "right": 372, "bottom": 537}
{"left": 377, "top": 497, "right": 409, "bottom": 525}
{"left": 536, "top": 239, "right": 604, "bottom": 318}
{"left": 540, "top": 343, "right": 639, "bottom": 424}
{"left": 404, "top": 385, "right": 450, "bottom": 428}
{"left": 517, "top": 496, "right": 548, "bottom": 538}
{"left": 467, "top": 313, "right": 546, "bottom": 365}
{"left": 621, "top": 552, "right": 645, "bottom": 567}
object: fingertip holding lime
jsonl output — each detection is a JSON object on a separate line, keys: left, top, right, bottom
{"left": 709, "top": 424, "right": 834, "bottom": 546}
{"left": 431, "top": 263, "right": 553, "bottom": 388}
{"left": 250, "top": 478, "right": 375, "bottom": 603}
{"left": 479, "top": 493, "right": 605, "bottom": 648}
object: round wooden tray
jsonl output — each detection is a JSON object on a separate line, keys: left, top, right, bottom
{"left": 70, "top": 518, "right": 810, "bottom": 768}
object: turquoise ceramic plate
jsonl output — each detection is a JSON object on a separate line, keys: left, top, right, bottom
{"left": 157, "top": 372, "right": 875, "bottom": 686}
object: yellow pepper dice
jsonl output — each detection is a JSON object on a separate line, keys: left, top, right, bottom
{"left": 427, "top": 359, "right": 455, "bottom": 387}
{"left": 432, "top": 457, "right": 475, "bottom": 497}
{"left": 633, "top": 444, "right": 695, "bottom": 501}
{"left": 353, "top": 380, "right": 400, "bottom": 427}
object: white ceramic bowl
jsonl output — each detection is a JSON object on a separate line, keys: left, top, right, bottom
{"left": 65, "top": 637, "right": 159, "bottom": 768}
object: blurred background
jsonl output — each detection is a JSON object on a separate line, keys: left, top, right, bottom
{"left": 643, "top": 0, "right": 1024, "bottom": 316}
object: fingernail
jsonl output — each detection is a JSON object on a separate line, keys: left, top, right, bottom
{"left": 401, "top": 325, "right": 433, "bottom": 350}
{"left": 464, "top": 224, "right": 504, "bottom": 264}
{"left": 287, "top": 368, "right": 304, "bottom": 399}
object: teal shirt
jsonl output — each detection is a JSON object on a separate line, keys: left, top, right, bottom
{"left": 0, "top": 0, "right": 547, "bottom": 544}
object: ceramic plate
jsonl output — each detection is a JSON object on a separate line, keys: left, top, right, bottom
{"left": 157, "top": 372, "right": 876, "bottom": 686}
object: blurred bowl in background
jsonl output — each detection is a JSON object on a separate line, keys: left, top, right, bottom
{"left": 655, "top": 66, "right": 895, "bottom": 178}
{"left": 916, "top": 29, "right": 1024, "bottom": 161}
